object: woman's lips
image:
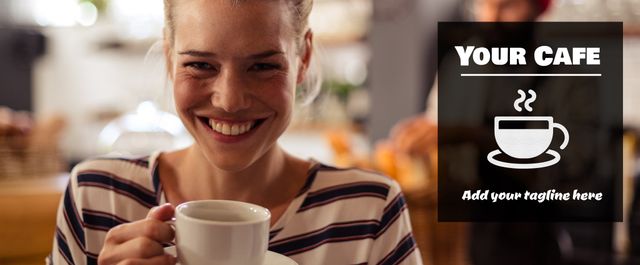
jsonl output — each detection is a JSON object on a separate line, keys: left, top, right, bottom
{"left": 197, "top": 116, "right": 267, "bottom": 143}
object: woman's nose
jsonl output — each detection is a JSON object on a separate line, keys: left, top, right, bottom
{"left": 210, "top": 70, "right": 251, "bottom": 113}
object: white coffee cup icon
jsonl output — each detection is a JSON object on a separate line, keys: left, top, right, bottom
{"left": 488, "top": 116, "right": 569, "bottom": 169}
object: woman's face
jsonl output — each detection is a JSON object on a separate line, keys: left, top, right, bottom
{"left": 167, "top": 0, "right": 309, "bottom": 171}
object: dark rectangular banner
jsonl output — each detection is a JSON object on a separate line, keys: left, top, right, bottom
{"left": 437, "top": 22, "right": 622, "bottom": 222}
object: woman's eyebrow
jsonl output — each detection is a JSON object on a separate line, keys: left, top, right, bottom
{"left": 178, "top": 50, "right": 215, "bottom": 57}
{"left": 249, "top": 50, "right": 284, "bottom": 59}
{"left": 177, "top": 49, "right": 284, "bottom": 59}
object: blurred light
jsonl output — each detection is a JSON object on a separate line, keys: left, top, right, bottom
{"left": 33, "top": 0, "right": 77, "bottom": 27}
{"left": 99, "top": 101, "right": 192, "bottom": 154}
{"left": 98, "top": 123, "right": 121, "bottom": 147}
{"left": 110, "top": 0, "right": 164, "bottom": 39}
{"left": 344, "top": 59, "right": 367, "bottom": 86}
{"left": 76, "top": 2, "right": 98, "bottom": 27}
{"left": 160, "top": 113, "right": 187, "bottom": 136}
{"left": 31, "top": 0, "right": 98, "bottom": 27}
{"left": 128, "top": 20, "right": 157, "bottom": 39}
{"left": 309, "top": 0, "right": 372, "bottom": 42}
{"left": 136, "top": 101, "right": 158, "bottom": 121}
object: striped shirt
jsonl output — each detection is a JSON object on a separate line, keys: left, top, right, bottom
{"left": 48, "top": 152, "right": 423, "bottom": 265}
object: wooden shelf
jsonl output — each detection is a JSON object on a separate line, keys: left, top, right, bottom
{"left": 0, "top": 174, "right": 68, "bottom": 264}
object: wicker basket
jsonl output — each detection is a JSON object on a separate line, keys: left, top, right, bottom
{"left": 0, "top": 146, "right": 65, "bottom": 180}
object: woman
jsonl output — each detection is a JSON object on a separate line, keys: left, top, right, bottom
{"left": 48, "top": 0, "right": 422, "bottom": 264}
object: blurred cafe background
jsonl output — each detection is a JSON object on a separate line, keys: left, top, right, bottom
{"left": 1, "top": 0, "right": 640, "bottom": 264}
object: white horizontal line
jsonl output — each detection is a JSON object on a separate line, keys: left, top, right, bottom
{"left": 461, "top": 73, "right": 602, "bottom": 77}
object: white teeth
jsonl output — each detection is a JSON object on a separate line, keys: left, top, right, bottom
{"left": 222, "top": 124, "right": 230, "bottom": 135}
{"left": 208, "top": 119, "right": 256, "bottom": 136}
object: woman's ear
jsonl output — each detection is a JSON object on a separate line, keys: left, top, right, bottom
{"left": 297, "top": 30, "right": 313, "bottom": 85}
{"left": 163, "top": 29, "right": 174, "bottom": 80}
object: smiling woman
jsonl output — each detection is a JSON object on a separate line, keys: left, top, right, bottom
{"left": 47, "top": 1, "right": 422, "bottom": 265}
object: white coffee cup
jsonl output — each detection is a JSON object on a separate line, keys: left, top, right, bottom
{"left": 494, "top": 116, "right": 569, "bottom": 159}
{"left": 173, "top": 200, "right": 271, "bottom": 265}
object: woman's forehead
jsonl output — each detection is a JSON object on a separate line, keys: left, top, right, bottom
{"left": 172, "top": 0, "right": 295, "bottom": 54}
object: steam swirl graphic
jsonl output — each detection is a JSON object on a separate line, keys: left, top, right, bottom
{"left": 513, "top": 89, "right": 537, "bottom": 112}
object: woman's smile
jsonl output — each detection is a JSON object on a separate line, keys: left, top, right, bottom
{"left": 196, "top": 115, "right": 271, "bottom": 144}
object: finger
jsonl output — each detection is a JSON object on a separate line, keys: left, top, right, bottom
{"left": 106, "top": 219, "right": 174, "bottom": 245}
{"left": 116, "top": 254, "right": 176, "bottom": 265}
{"left": 110, "top": 236, "right": 166, "bottom": 261}
{"left": 146, "top": 203, "right": 175, "bottom": 221}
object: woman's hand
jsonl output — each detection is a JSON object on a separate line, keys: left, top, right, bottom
{"left": 98, "top": 203, "right": 177, "bottom": 265}
{"left": 389, "top": 115, "right": 437, "bottom": 158}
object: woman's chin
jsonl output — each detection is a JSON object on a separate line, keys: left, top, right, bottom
{"left": 206, "top": 153, "right": 257, "bottom": 173}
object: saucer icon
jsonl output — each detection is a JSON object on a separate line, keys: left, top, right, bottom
{"left": 487, "top": 149, "right": 561, "bottom": 169}
{"left": 487, "top": 116, "right": 569, "bottom": 169}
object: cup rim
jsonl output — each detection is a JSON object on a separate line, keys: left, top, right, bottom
{"left": 494, "top": 116, "right": 553, "bottom": 120}
{"left": 175, "top": 200, "right": 271, "bottom": 226}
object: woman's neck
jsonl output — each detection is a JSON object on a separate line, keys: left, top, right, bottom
{"left": 160, "top": 144, "right": 309, "bottom": 209}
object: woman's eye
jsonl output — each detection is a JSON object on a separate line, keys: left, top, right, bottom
{"left": 250, "top": 63, "right": 280, "bottom": 71}
{"left": 184, "top": 62, "right": 214, "bottom": 71}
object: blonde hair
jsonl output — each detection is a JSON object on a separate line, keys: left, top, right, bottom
{"left": 162, "top": 0, "right": 321, "bottom": 105}
{"left": 164, "top": 0, "right": 312, "bottom": 47}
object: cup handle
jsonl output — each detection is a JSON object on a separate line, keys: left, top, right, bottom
{"left": 552, "top": 122, "right": 569, "bottom": 150}
{"left": 165, "top": 218, "right": 176, "bottom": 228}
{"left": 165, "top": 218, "right": 177, "bottom": 245}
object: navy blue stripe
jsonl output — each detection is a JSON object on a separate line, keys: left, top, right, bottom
{"left": 296, "top": 164, "right": 321, "bottom": 197}
{"left": 269, "top": 228, "right": 284, "bottom": 240}
{"left": 78, "top": 171, "right": 155, "bottom": 197}
{"left": 56, "top": 227, "right": 75, "bottom": 265}
{"left": 269, "top": 221, "right": 379, "bottom": 256}
{"left": 377, "top": 194, "right": 407, "bottom": 236}
{"left": 299, "top": 183, "right": 389, "bottom": 212}
{"left": 315, "top": 164, "right": 342, "bottom": 171}
{"left": 82, "top": 211, "right": 126, "bottom": 232}
{"left": 63, "top": 184, "right": 85, "bottom": 250}
{"left": 83, "top": 209, "right": 130, "bottom": 223}
{"left": 151, "top": 163, "right": 162, "bottom": 203}
{"left": 77, "top": 173, "right": 157, "bottom": 208}
{"left": 95, "top": 157, "right": 150, "bottom": 168}
{"left": 87, "top": 255, "right": 98, "bottom": 265}
{"left": 315, "top": 165, "right": 389, "bottom": 179}
{"left": 117, "top": 157, "right": 149, "bottom": 167}
{"left": 378, "top": 234, "right": 416, "bottom": 265}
